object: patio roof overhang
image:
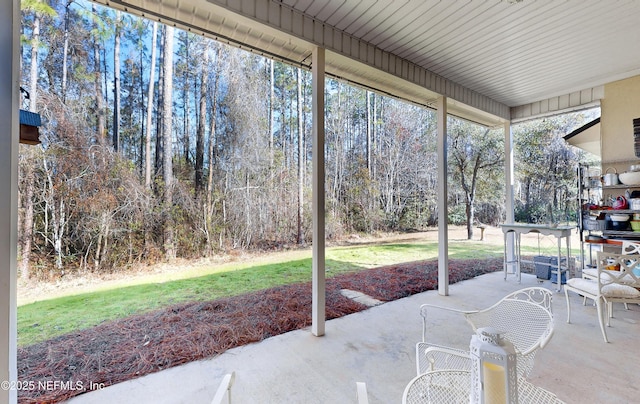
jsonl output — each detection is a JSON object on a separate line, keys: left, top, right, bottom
{"left": 564, "top": 117, "right": 601, "bottom": 157}
{"left": 3, "top": 2, "right": 640, "bottom": 401}
{"left": 91, "top": 0, "right": 640, "bottom": 124}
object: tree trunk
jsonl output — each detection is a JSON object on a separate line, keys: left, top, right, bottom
{"left": 297, "top": 68, "right": 304, "bottom": 244}
{"left": 195, "top": 47, "right": 208, "bottom": 196}
{"left": 113, "top": 10, "right": 122, "bottom": 151}
{"left": 269, "top": 59, "right": 275, "bottom": 168}
{"left": 155, "top": 27, "right": 165, "bottom": 179}
{"left": 43, "top": 158, "right": 65, "bottom": 271}
{"left": 182, "top": 34, "right": 191, "bottom": 166}
{"left": 22, "top": 8, "right": 43, "bottom": 279}
{"left": 366, "top": 90, "right": 372, "bottom": 174}
{"left": 205, "top": 47, "right": 220, "bottom": 255}
{"left": 61, "top": 1, "right": 72, "bottom": 102}
{"left": 162, "top": 26, "right": 175, "bottom": 260}
{"left": 29, "top": 14, "right": 40, "bottom": 112}
{"left": 145, "top": 21, "right": 158, "bottom": 189}
{"left": 92, "top": 4, "right": 105, "bottom": 139}
{"left": 20, "top": 153, "right": 35, "bottom": 280}
{"left": 466, "top": 196, "right": 475, "bottom": 240}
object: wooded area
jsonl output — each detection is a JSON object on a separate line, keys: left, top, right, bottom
{"left": 18, "top": 0, "right": 595, "bottom": 279}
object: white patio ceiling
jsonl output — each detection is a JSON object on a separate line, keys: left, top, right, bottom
{"left": 96, "top": 0, "right": 640, "bottom": 126}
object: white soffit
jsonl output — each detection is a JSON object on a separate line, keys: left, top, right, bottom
{"left": 564, "top": 118, "right": 601, "bottom": 157}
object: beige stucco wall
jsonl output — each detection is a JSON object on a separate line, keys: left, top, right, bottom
{"left": 601, "top": 75, "right": 640, "bottom": 169}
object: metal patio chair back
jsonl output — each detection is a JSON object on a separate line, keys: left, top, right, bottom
{"left": 416, "top": 287, "right": 554, "bottom": 378}
{"left": 565, "top": 251, "right": 640, "bottom": 342}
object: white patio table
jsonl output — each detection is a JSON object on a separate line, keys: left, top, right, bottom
{"left": 500, "top": 223, "right": 573, "bottom": 292}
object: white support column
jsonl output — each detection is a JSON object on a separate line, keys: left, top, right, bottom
{"left": 504, "top": 121, "right": 516, "bottom": 270}
{"left": 311, "top": 47, "right": 326, "bottom": 337}
{"left": 437, "top": 96, "right": 449, "bottom": 296}
{"left": 1, "top": 1, "right": 19, "bottom": 403}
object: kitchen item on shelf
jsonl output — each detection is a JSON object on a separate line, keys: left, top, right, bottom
{"left": 609, "top": 213, "right": 630, "bottom": 222}
{"left": 587, "top": 177, "right": 601, "bottom": 187}
{"left": 608, "top": 213, "right": 630, "bottom": 231}
{"left": 585, "top": 234, "right": 605, "bottom": 243}
{"left": 630, "top": 198, "right": 640, "bottom": 210}
{"left": 630, "top": 220, "right": 640, "bottom": 232}
{"left": 634, "top": 213, "right": 640, "bottom": 220}
{"left": 618, "top": 170, "right": 640, "bottom": 185}
{"left": 609, "top": 221, "right": 629, "bottom": 231}
{"left": 602, "top": 167, "right": 619, "bottom": 186}
{"left": 582, "top": 217, "right": 606, "bottom": 231}
{"left": 630, "top": 164, "right": 640, "bottom": 172}
{"left": 605, "top": 262, "right": 621, "bottom": 271}
{"left": 611, "top": 196, "right": 628, "bottom": 210}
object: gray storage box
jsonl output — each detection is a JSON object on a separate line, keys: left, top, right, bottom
{"left": 533, "top": 256, "right": 552, "bottom": 280}
{"left": 550, "top": 270, "right": 567, "bottom": 285}
{"left": 534, "top": 256, "right": 569, "bottom": 283}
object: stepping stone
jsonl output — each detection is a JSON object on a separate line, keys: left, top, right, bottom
{"left": 340, "top": 289, "right": 384, "bottom": 307}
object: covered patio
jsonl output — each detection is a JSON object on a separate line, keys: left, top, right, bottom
{"left": 66, "top": 271, "right": 640, "bottom": 403}
{"left": 3, "top": 1, "right": 640, "bottom": 403}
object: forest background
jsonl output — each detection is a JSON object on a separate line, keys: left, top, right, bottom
{"left": 18, "top": 0, "right": 597, "bottom": 281}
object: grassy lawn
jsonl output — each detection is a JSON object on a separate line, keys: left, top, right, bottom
{"left": 17, "top": 234, "right": 573, "bottom": 347}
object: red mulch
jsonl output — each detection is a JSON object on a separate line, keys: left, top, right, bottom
{"left": 17, "top": 257, "right": 502, "bottom": 403}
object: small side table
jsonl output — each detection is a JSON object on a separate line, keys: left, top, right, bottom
{"left": 500, "top": 223, "right": 573, "bottom": 292}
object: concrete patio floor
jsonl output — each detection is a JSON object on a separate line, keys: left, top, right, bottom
{"left": 67, "top": 271, "right": 639, "bottom": 404}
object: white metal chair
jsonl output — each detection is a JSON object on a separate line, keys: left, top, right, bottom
{"left": 416, "top": 287, "right": 554, "bottom": 378}
{"left": 402, "top": 370, "right": 564, "bottom": 404}
{"left": 356, "top": 382, "right": 369, "bottom": 404}
{"left": 402, "top": 370, "right": 470, "bottom": 404}
{"left": 565, "top": 251, "right": 640, "bottom": 342}
{"left": 211, "top": 372, "right": 235, "bottom": 404}
{"left": 583, "top": 240, "right": 640, "bottom": 280}
{"left": 582, "top": 240, "right": 640, "bottom": 309}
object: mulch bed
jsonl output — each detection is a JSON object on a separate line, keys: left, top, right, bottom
{"left": 17, "top": 257, "right": 502, "bottom": 403}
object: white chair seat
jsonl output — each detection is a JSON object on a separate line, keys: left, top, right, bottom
{"left": 566, "top": 277, "right": 640, "bottom": 298}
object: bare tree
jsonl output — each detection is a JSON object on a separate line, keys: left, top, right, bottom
{"left": 91, "top": 4, "right": 106, "bottom": 139}
{"left": 113, "top": 10, "right": 122, "bottom": 151}
{"left": 269, "top": 59, "right": 275, "bottom": 167}
{"left": 449, "top": 122, "right": 503, "bottom": 239}
{"left": 195, "top": 45, "right": 209, "bottom": 196}
{"left": 61, "top": 0, "right": 72, "bottom": 102}
{"left": 205, "top": 47, "right": 221, "bottom": 254}
{"left": 20, "top": 0, "right": 56, "bottom": 279}
{"left": 144, "top": 21, "right": 158, "bottom": 189}
{"left": 366, "top": 90, "right": 372, "bottom": 174}
{"left": 296, "top": 68, "right": 304, "bottom": 244}
{"left": 162, "top": 25, "right": 175, "bottom": 259}
{"left": 19, "top": 149, "right": 36, "bottom": 279}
